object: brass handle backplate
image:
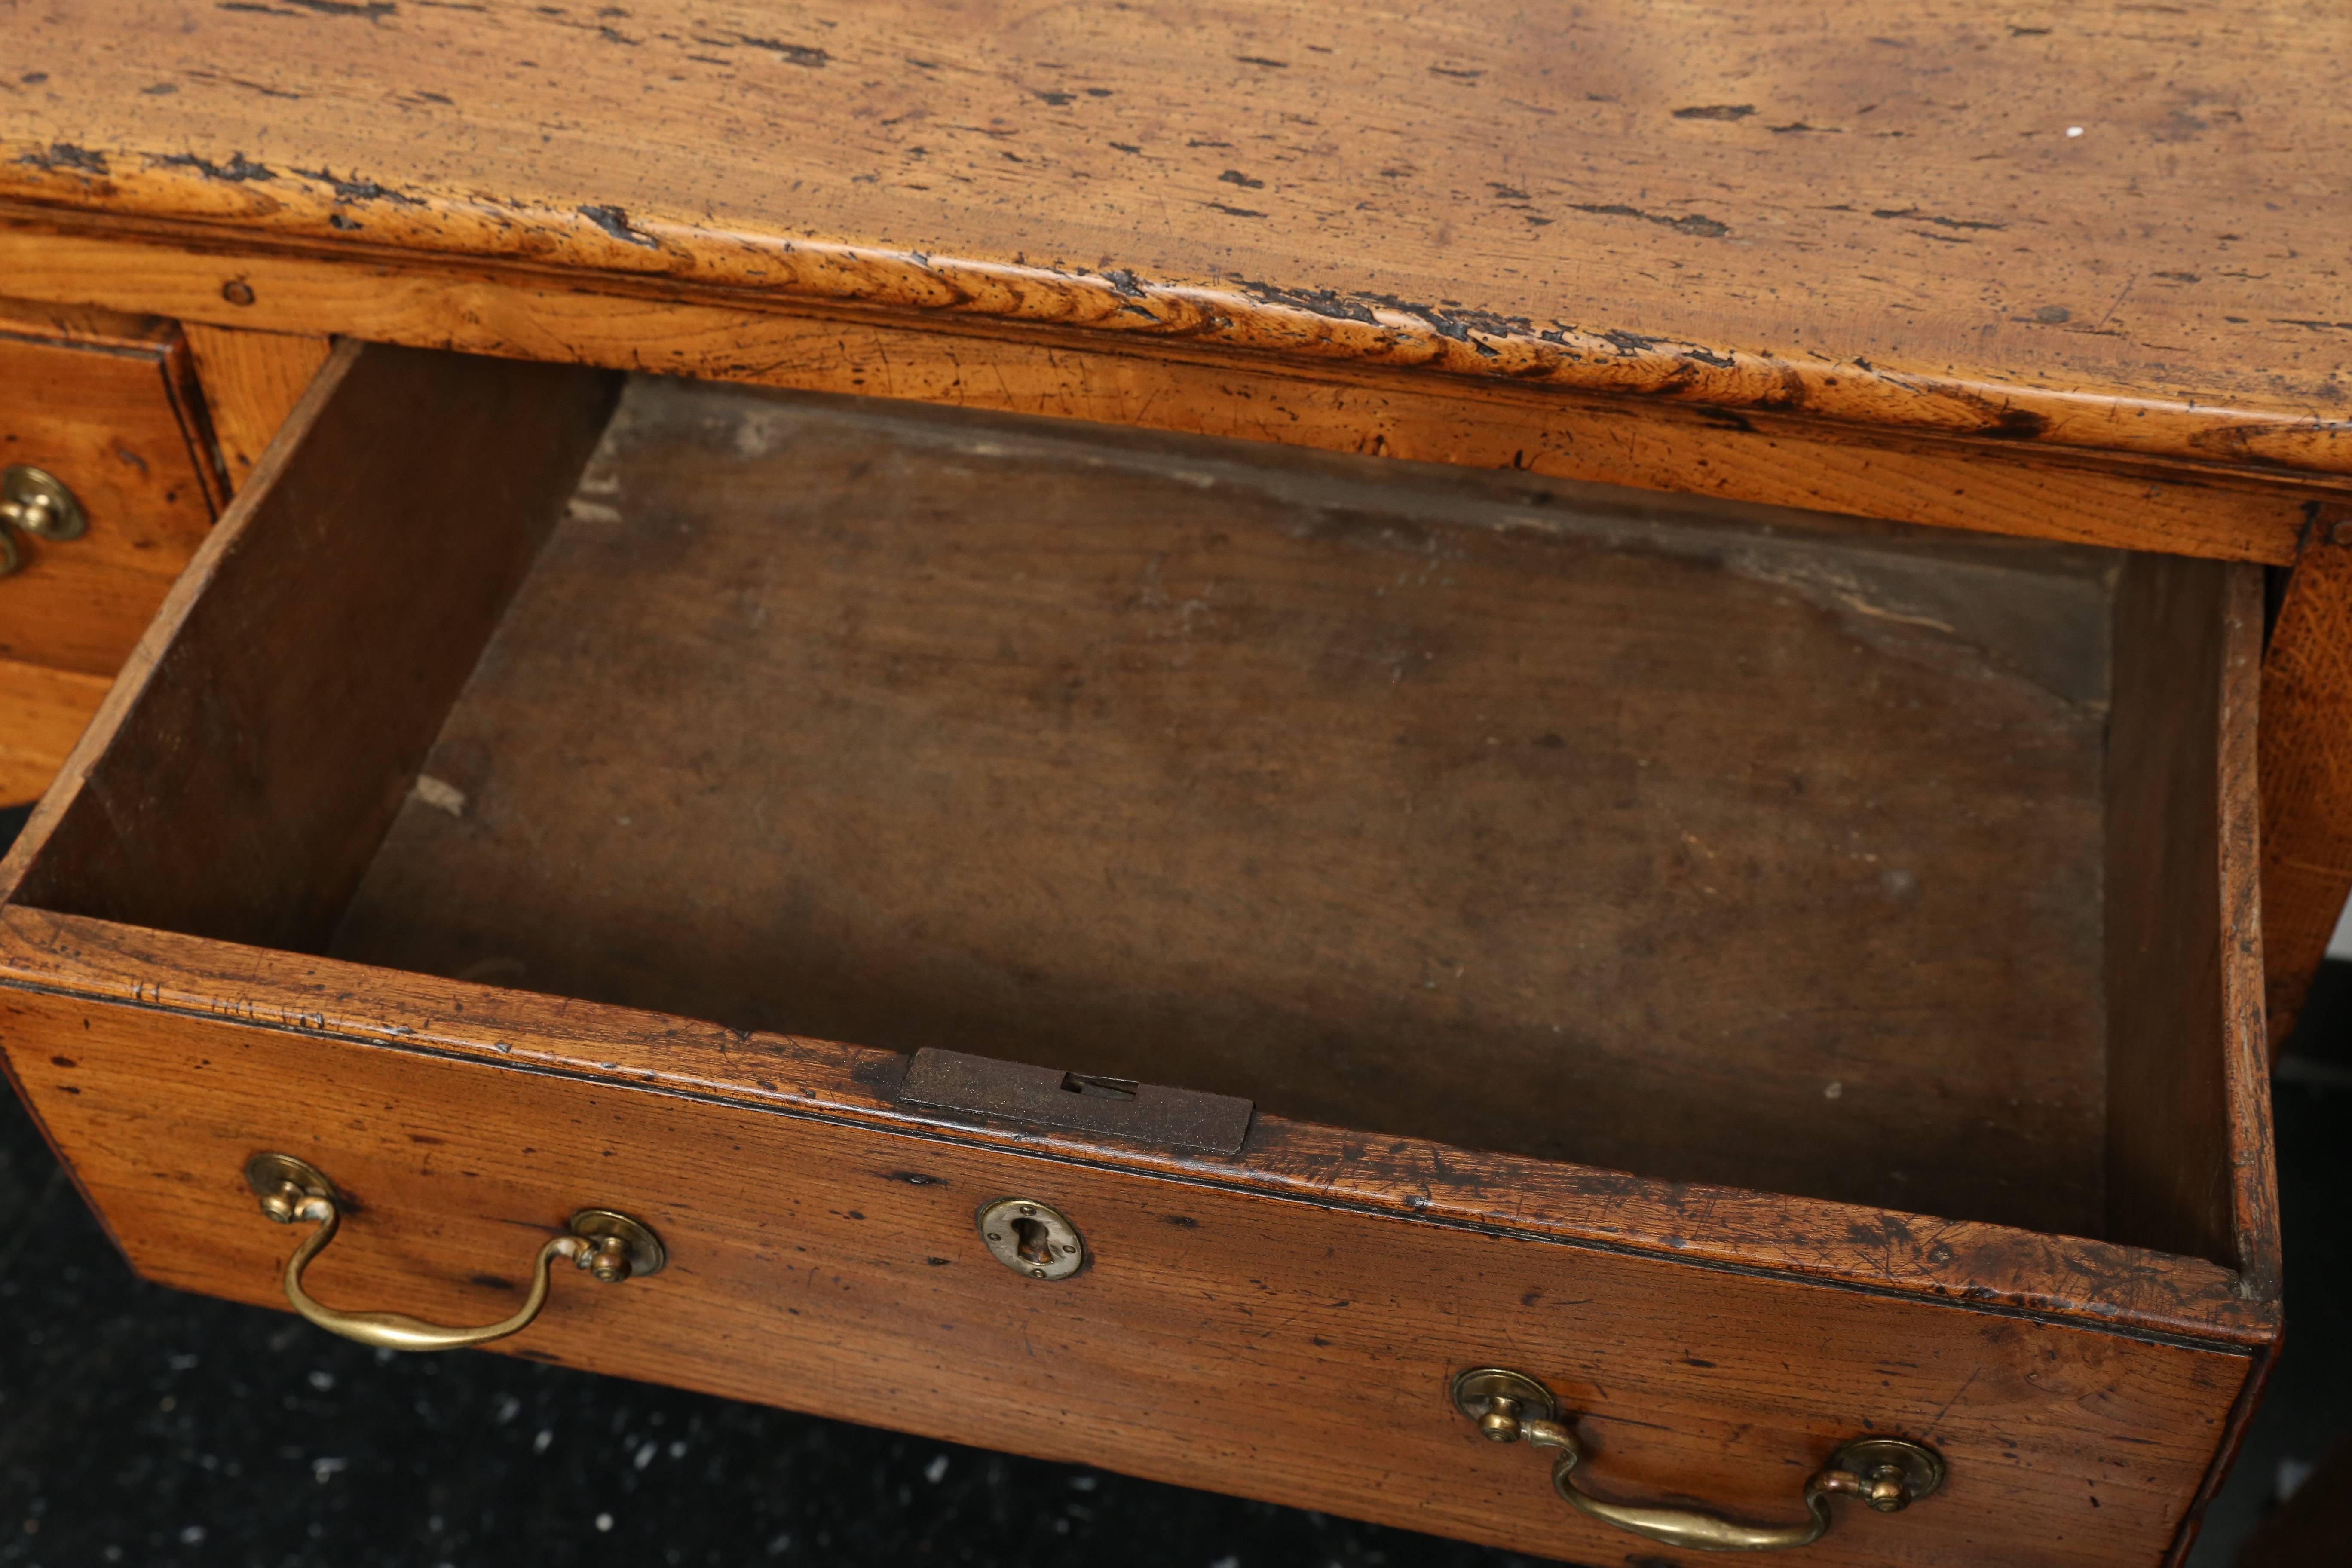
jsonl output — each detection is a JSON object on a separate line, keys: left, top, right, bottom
{"left": 0, "top": 465, "right": 86, "bottom": 577}
{"left": 1451, "top": 1368, "right": 1944, "bottom": 1553}
{"left": 245, "top": 1153, "right": 664, "bottom": 1351}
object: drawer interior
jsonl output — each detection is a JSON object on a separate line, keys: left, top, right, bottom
{"left": 5, "top": 348, "right": 2252, "bottom": 1259}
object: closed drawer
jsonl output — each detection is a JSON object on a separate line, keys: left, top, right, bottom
{"left": 0, "top": 295, "right": 223, "bottom": 801}
{"left": 0, "top": 343, "right": 2277, "bottom": 1567}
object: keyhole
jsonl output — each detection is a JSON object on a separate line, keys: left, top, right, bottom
{"left": 1010, "top": 1215, "right": 1055, "bottom": 1265}
{"left": 977, "top": 1196, "right": 1083, "bottom": 1280}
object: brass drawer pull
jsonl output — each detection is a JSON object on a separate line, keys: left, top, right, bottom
{"left": 1451, "top": 1369, "right": 1943, "bottom": 1553}
{"left": 0, "top": 465, "right": 86, "bottom": 577}
{"left": 245, "top": 1153, "right": 664, "bottom": 1351}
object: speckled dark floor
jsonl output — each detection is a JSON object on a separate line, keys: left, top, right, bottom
{"left": 0, "top": 801, "right": 2343, "bottom": 1566}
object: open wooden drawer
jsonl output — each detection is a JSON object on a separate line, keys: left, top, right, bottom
{"left": 0, "top": 344, "right": 2277, "bottom": 1566}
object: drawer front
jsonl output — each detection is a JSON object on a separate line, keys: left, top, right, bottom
{"left": 0, "top": 940, "right": 2249, "bottom": 1568}
{"left": 0, "top": 299, "right": 221, "bottom": 798}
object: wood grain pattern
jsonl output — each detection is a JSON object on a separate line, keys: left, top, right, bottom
{"left": 0, "top": 212, "right": 2336, "bottom": 568}
{"left": 0, "top": 658, "right": 109, "bottom": 804}
{"left": 3, "top": 3, "right": 2349, "bottom": 476}
{"left": 333, "top": 378, "right": 2122, "bottom": 1235}
{"left": 0, "top": 913, "right": 2269, "bottom": 1568}
{"left": 0, "top": 293, "right": 220, "bottom": 678}
{"left": 0, "top": 341, "right": 618, "bottom": 946}
{"left": 181, "top": 323, "right": 332, "bottom": 492}
{"left": 2257, "top": 504, "right": 2352, "bottom": 1052}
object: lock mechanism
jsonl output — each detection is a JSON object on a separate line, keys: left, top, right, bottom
{"left": 0, "top": 466, "right": 87, "bottom": 577}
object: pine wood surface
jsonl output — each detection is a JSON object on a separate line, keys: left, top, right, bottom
{"left": 0, "top": 918, "right": 2266, "bottom": 1568}
{"left": 180, "top": 324, "right": 332, "bottom": 493}
{"left": 329, "top": 376, "right": 2127, "bottom": 1235}
{"left": 0, "top": 658, "right": 109, "bottom": 805}
{"left": 3, "top": 3, "right": 2349, "bottom": 481}
{"left": 0, "top": 294, "right": 219, "bottom": 679}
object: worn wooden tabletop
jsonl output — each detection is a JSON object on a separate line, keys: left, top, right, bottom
{"left": 2, "top": 2, "right": 2347, "bottom": 469}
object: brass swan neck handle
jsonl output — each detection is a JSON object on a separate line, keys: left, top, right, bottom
{"left": 1451, "top": 1368, "right": 1944, "bottom": 1553}
{"left": 245, "top": 1153, "right": 664, "bottom": 1352}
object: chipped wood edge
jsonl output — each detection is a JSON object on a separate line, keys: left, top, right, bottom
{"left": 2, "top": 164, "right": 2349, "bottom": 479}
{"left": 0, "top": 208, "right": 2337, "bottom": 566}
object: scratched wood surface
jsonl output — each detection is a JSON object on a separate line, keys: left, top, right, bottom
{"left": 324, "top": 376, "right": 2128, "bottom": 1235}
{"left": 0, "top": 915, "right": 2272, "bottom": 1567}
{"left": 3, "top": 2, "right": 2349, "bottom": 478}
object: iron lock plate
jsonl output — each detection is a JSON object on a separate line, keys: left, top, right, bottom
{"left": 895, "top": 1047, "right": 1253, "bottom": 1156}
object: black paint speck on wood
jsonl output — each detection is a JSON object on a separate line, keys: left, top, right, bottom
{"left": 735, "top": 34, "right": 827, "bottom": 67}
{"left": 17, "top": 142, "right": 110, "bottom": 175}
{"left": 578, "top": 203, "right": 660, "bottom": 248}
{"left": 156, "top": 150, "right": 276, "bottom": 181}
{"left": 1567, "top": 202, "right": 1730, "bottom": 239}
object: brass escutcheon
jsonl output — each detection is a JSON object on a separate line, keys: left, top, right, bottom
{"left": 245, "top": 1152, "right": 664, "bottom": 1351}
{"left": 976, "top": 1196, "right": 1084, "bottom": 1280}
{"left": 1450, "top": 1367, "right": 1944, "bottom": 1553}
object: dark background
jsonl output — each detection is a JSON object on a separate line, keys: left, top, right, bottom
{"left": 0, "top": 802, "right": 2342, "bottom": 1567}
